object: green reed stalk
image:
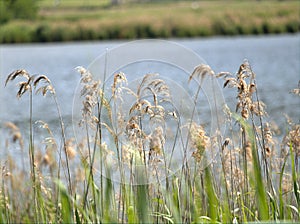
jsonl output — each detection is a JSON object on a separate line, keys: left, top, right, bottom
{"left": 1, "top": 179, "right": 8, "bottom": 223}
{"left": 279, "top": 156, "right": 287, "bottom": 220}
{"left": 82, "top": 121, "right": 95, "bottom": 210}
{"left": 241, "top": 126, "right": 250, "bottom": 218}
{"left": 97, "top": 101, "right": 104, "bottom": 220}
{"left": 234, "top": 113, "right": 270, "bottom": 220}
{"left": 98, "top": 48, "right": 109, "bottom": 220}
{"left": 34, "top": 76, "right": 73, "bottom": 220}
{"left": 167, "top": 176, "right": 181, "bottom": 223}
{"left": 204, "top": 165, "right": 218, "bottom": 222}
{"left": 178, "top": 77, "right": 203, "bottom": 214}
{"left": 290, "top": 143, "right": 300, "bottom": 215}
{"left": 253, "top": 83, "right": 274, "bottom": 195}
{"left": 27, "top": 85, "right": 40, "bottom": 222}
{"left": 52, "top": 94, "right": 73, "bottom": 196}
{"left": 167, "top": 116, "right": 181, "bottom": 188}
{"left": 135, "top": 167, "right": 150, "bottom": 223}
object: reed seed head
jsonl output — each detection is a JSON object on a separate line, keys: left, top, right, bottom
{"left": 5, "top": 69, "right": 30, "bottom": 86}
{"left": 65, "top": 138, "right": 77, "bottom": 160}
{"left": 149, "top": 126, "right": 165, "bottom": 156}
{"left": 283, "top": 124, "right": 300, "bottom": 156}
{"left": 34, "top": 75, "right": 56, "bottom": 96}
{"left": 221, "top": 60, "right": 265, "bottom": 120}
{"left": 112, "top": 72, "right": 128, "bottom": 98}
{"left": 190, "top": 122, "right": 208, "bottom": 162}
{"left": 76, "top": 66, "right": 101, "bottom": 126}
{"left": 189, "top": 64, "right": 215, "bottom": 84}
{"left": 244, "top": 141, "right": 253, "bottom": 161}
{"left": 4, "top": 122, "right": 24, "bottom": 149}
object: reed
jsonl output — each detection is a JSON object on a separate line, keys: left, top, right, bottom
{"left": 1, "top": 60, "right": 299, "bottom": 223}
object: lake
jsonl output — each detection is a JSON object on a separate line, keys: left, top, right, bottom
{"left": 1, "top": 34, "right": 299, "bottom": 142}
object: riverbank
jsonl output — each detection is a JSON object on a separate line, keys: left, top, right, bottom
{"left": 0, "top": 0, "right": 299, "bottom": 43}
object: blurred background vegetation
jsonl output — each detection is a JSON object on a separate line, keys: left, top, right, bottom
{"left": 0, "top": 0, "right": 299, "bottom": 43}
{"left": 0, "top": 0, "right": 38, "bottom": 23}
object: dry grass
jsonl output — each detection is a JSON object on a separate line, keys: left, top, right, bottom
{"left": 1, "top": 59, "right": 299, "bottom": 223}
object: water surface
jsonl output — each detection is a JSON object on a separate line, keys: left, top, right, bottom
{"left": 1, "top": 34, "right": 299, "bottom": 139}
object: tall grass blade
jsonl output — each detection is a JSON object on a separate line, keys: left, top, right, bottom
{"left": 136, "top": 184, "right": 149, "bottom": 223}
{"left": 57, "top": 181, "right": 73, "bottom": 223}
{"left": 75, "top": 207, "right": 81, "bottom": 224}
{"left": 104, "top": 175, "right": 115, "bottom": 222}
{"left": 279, "top": 156, "right": 287, "bottom": 220}
{"left": 204, "top": 166, "right": 218, "bottom": 222}
{"left": 171, "top": 176, "right": 181, "bottom": 222}
{"left": 267, "top": 191, "right": 278, "bottom": 221}
{"left": 127, "top": 205, "right": 136, "bottom": 224}
{"left": 232, "top": 113, "right": 270, "bottom": 220}
{"left": 289, "top": 142, "right": 300, "bottom": 218}
{"left": 136, "top": 162, "right": 150, "bottom": 223}
{"left": 0, "top": 204, "right": 5, "bottom": 224}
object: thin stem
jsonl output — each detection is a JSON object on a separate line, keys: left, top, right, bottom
{"left": 53, "top": 94, "right": 73, "bottom": 196}
{"left": 29, "top": 88, "right": 38, "bottom": 222}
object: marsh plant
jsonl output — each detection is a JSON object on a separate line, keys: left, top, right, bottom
{"left": 1, "top": 60, "right": 299, "bottom": 223}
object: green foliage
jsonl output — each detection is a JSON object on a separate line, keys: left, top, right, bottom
{"left": 0, "top": 1, "right": 11, "bottom": 23}
{"left": 204, "top": 167, "right": 218, "bottom": 222}
{"left": 233, "top": 113, "right": 270, "bottom": 220}
{"left": 0, "top": 0, "right": 39, "bottom": 24}
{"left": 57, "top": 181, "right": 73, "bottom": 223}
{"left": 290, "top": 144, "right": 300, "bottom": 212}
{"left": 0, "top": 0, "right": 299, "bottom": 42}
{"left": 0, "top": 24, "right": 34, "bottom": 43}
{"left": 279, "top": 157, "right": 287, "bottom": 220}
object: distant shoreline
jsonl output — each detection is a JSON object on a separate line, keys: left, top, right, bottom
{"left": 1, "top": 0, "right": 299, "bottom": 44}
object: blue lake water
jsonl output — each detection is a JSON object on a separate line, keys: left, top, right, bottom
{"left": 1, "top": 34, "right": 299, "bottom": 141}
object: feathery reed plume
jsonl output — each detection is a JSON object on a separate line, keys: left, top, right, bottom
{"left": 190, "top": 122, "right": 208, "bottom": 163}
{"left": 112, "top": 72, "right": 127, "bottom": 99}
{"left": 149, "top": 126, "right": 165, "bottom": 158}
{"left": 282, "top": 122, "right": 300, "bottom": 157}
{"left": 137, "top": 73, "right": 170, "bottom": 102}
{"left": 5, "top": 69, "right": 30, "bottom": 86}
{"left": 244, "top": 141, "right": 253, "bottom": 161}
{"left": 220, "top": 60, "right": 266, "bottom": 120}
{"left": 129, "top": 99, "right": 151, "bottom": 116}
{"left": 35, "top": 120, "right": 57, "bottom": 169}
{"left": 189, "top": 64, "right": 215, "bottom": 84}
{"left": 76, "top": 66, "right": 101, "bottom": 126}
{"left": 4, "top": 122, "right": 24, "bottom": 149}
{"left": 127, "top": 74, "right": 172, "bottom": 167}
{"left": 65, "top": 138, "right": 77, "bottom": 160}
{"left": 136, "top": 73, "right": 158, "bottom": 97}
{"left": 5, "top": 69, "right": 34, "bottom": 98}
{"left": 263, "top": 122, "right": 275, "bottom": 157}
{"left": 281, "top": 175, "right": 293, "bottom": 194}
{"left": 126, "top": 116, "right": 141, "bottom": 138}
{"left": 33, "top": 75, "right": 55, "bottom": 96}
